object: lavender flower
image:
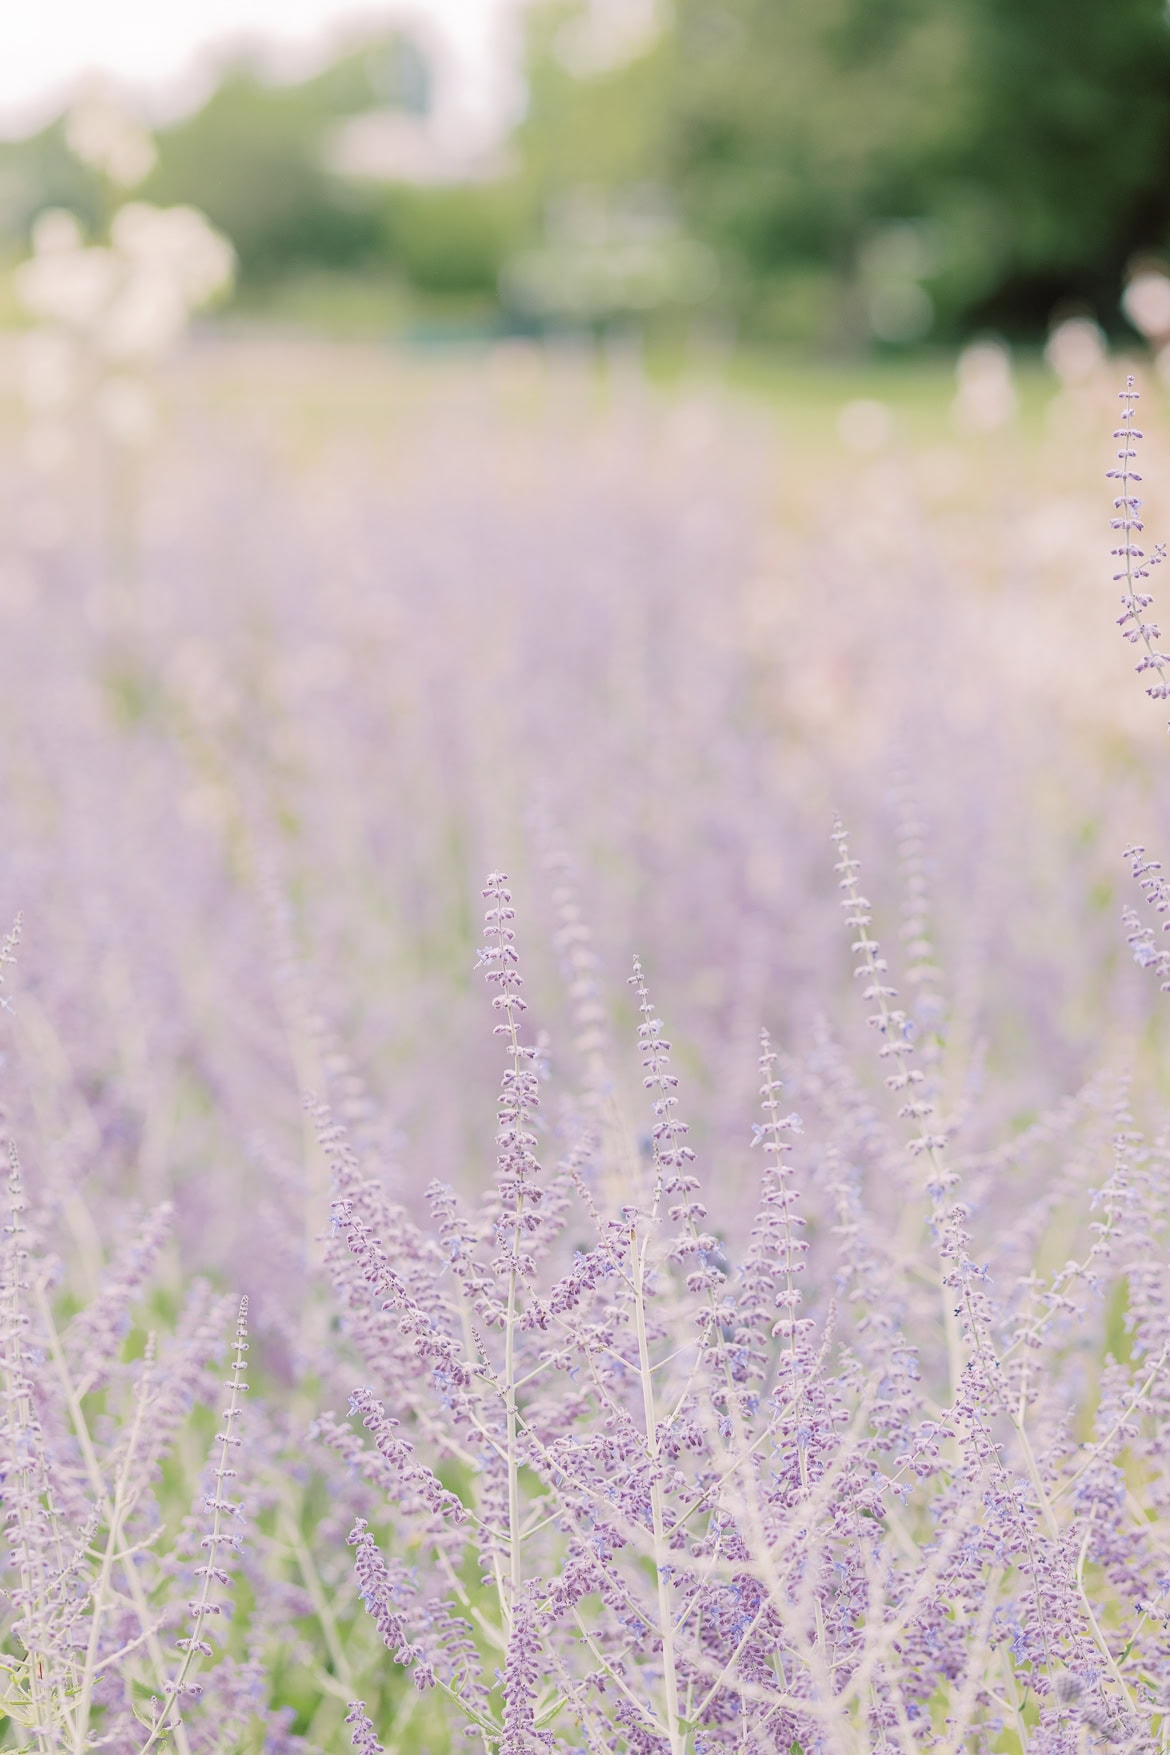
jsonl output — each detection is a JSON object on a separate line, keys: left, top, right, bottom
{"left": 1111, "top": 377, "right": 1170, "bottom": 720}
{"left": 345, "top": 1700, "right": 385, "bottom": 1753}
{"left": 8, "top": 333, "right": 1170, "bottom": 1755}
{"left": 141, "top": 1297, "right": 250, "bottom": 1753}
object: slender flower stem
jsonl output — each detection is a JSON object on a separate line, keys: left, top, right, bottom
{"left": 631, "top": 1221, "right": 684, "bottom": 1755}
{"left": 73, "top": 1339, "right": 155, "bottom": 1754}
{"left": 139, "top": 1297, "right": 249, "bottom": 1755}
{"left": 1111, "top": 377, "right": 1170, "bottom": 722}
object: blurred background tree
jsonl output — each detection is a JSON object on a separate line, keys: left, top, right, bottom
{"left": 138, "top": 52, "right": 389, "bottom": 286}
{"left": 515, "top": 0, "right": 1170, "bottom": 345}
{"left": 2, "top": 0, "right": 1169, "bottom": 347}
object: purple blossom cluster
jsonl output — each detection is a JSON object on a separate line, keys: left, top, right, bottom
{"left": 2, "top": 350, "right": 1170, "bottom": 1754}
{"left": 0, "top": 1144, "right": 278, "bottom": 1748}
{"left": 323, "top": 853, "right": 1170, "bottom": 1754}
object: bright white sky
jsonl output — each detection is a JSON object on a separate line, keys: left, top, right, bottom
{"left": 1, "top": 0, "right": 523, "bottom": 140}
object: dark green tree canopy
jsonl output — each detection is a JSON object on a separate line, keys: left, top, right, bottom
{"left": 517, "top": 0, "right": 1170, "bottom": 341}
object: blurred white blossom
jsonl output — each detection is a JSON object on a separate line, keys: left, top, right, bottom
{"left": 16, "top": 203, "right": 233, "bottom": 358}
{"left": 12, "top": 197, "right": 234, "bottom": 449}
{"left": 1045, "top": 315, "right": 1106, "bottom": 386}
{"left": 952, "top": 338, "right": 1016, "bottom": 433}
{"left": 15, "top": 221, "right": 118, "bottom": 329}
{"left": 100, "top": 270, "right": 189, "bottom": 362}
{"left": 30, "top": 209, "right": 84, "bottom": 256}
{"left": 110, "top": 204, "right": 235, "bottom": 309}
{"left": 66, "top": 81, "right": 157, "bottom": 188}
{"left": 1123, "top": 268, "right": 1170, "bottom": 342}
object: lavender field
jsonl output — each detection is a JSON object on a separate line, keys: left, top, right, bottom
{"left": 3, "top": 334, "right": 1170, "bottom": 1754}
